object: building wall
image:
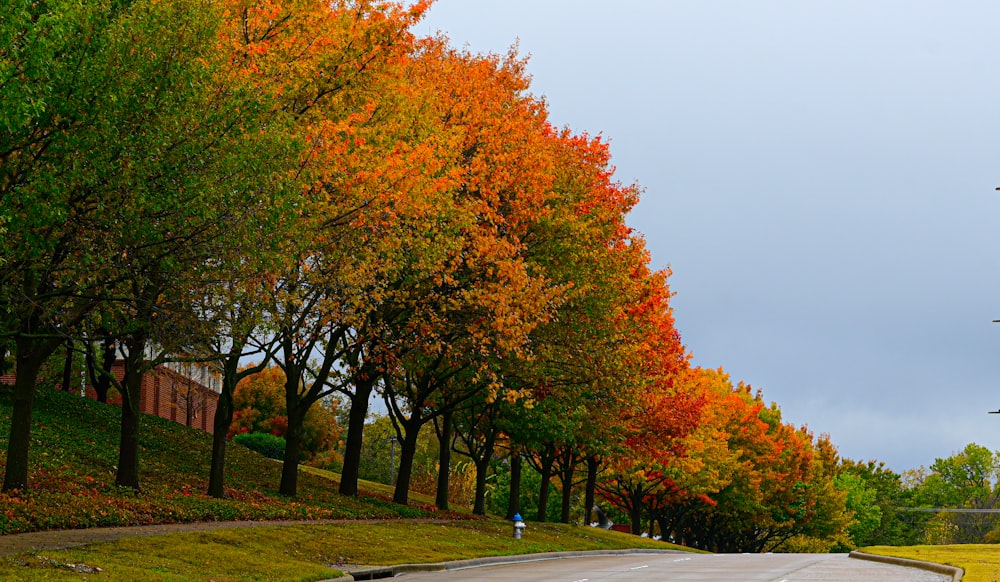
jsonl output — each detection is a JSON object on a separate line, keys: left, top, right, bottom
{"left": 1, "top": 363, "right": 220, "bottom": 434}
{"left": 82, "top": 363, "right": 219, "bottom": 434}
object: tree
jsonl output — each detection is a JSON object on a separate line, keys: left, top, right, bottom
{"left": 502, "top": 125, "right": 667, "bottom": 525}
{"left": 834, "top": 471, "right": 882, "bottom": 548}
{"left": 598, "top": 366, "right": 703, "bottom": 535}
{"left": 98, "top": 0, "right": 317, "bottom": 490}
{"left": 450, "top": 394, "right": 504, "bottom": 515}
{"left": 251, "top": 0, "right": 440, "bottom": 499}
{"left": 369, "top": 41, "right": 560, "bottom": 506}
{"left": 838, "top": 458, "right": 923, "bottom": 546}
{"left": 203, "top": 279, "right": 277, "bottom": 498}
{"left": 1, "top": 0, "right": 286, "bottom": 491}
{"left": 230, "top": 367, "right": 288, "bottom": 436}
{"left": 1, "top": 0, "right": 137, "bottom": 492}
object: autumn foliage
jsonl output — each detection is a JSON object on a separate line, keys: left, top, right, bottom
{"left": 0, "top": 0, "right": 857, "bottom": 552}
{"left": 228, "top": 367, "right": 341, "bottom": 462}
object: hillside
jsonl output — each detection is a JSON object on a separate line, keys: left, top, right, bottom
{"left": 0, "top": 385, "right": 433, "bottom": 534}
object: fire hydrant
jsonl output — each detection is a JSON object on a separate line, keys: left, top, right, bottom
{"left": 512, "top": 513, "right": 527, "bottom": 540}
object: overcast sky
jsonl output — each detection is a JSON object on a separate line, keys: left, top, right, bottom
{"left": 415, "top": 1, "right": 1000, "bottom": 473}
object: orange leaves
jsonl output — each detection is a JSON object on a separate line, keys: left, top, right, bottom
{"left": 652, "top": 366, "right": 847, "bottom": 551}
{"left": 406, "top": 40, "right": 557, "bottom": 240}
{"left": 180, "top": 0, "right": 852, "bottom": 533}
{"left": 215, "top": 0, "right": 427, "bottom": 123}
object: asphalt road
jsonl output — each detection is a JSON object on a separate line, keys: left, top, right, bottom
{"left": 395, "top": 553, "right": 951, "bottom": 581}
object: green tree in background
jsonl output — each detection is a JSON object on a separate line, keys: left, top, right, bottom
{"left": 835, "top": 469, "right": 881, "bottom": 547}
{"left": 914, "top": 443, "right": 1000, "bottom": 544}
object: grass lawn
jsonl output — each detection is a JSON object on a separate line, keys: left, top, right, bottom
{"left": 863, "top": 544, "right": 999, "bottom": 582}
{"left": 0, "top": 519, "right": 689, "bottom": 581}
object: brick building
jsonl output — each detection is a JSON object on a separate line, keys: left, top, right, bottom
{"left": 2, "top": 360, "right": 221, "bottom": 434}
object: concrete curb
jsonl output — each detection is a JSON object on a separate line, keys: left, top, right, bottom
{"left": 849, "top": 550, "right": 963, "bottom": 581}
{"left": 330, "top": 548, "right": 690, "bottom": 581}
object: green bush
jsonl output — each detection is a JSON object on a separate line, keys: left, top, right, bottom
{"left": 233, "top": 432, "right": 286, "bottom": 461}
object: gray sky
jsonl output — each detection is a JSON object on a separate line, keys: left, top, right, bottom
{"left": 415, "top": 1, "right": 1000, "bottom": 473}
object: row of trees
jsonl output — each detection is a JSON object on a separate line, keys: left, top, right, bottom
{"left": 226, "top": 362, "right": 854, "bottom": 551}
{"left": 0, "top": 0, "right": 575, "bottom": 485}
{"left": 3, "top": 0, "right": 877, "bottom": 552}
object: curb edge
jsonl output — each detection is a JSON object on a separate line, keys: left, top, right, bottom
{"left": 849, "top": 550, "right": 963, "bottom": 581}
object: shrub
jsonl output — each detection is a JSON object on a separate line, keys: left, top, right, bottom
{"left": 233, "top": 432, "right": 286, "bottom": 461}
{"left": 230, "top": 367, "right": 342, "bottom": 461}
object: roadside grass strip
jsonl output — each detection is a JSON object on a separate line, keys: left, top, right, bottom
{"left": 0, "top": 520, "right": 692, "bottom": 581}
{"left": 863, "top": 544, "right": 1000, "bottom": 582}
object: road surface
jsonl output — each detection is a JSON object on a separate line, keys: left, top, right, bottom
{"left": 396, "top": 553, "right": 951, "bottom": 581}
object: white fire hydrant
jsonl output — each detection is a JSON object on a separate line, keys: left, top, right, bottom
{"left": 512, "top": 513, "right": 527, "bottom": 540}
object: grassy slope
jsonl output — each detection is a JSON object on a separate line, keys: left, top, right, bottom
{"left": 0, "top": 386, "right": 690, "bottom": 580}
{"left": 0, "top": 521, "right": 681, "bottom": 581}
{"left": 0, "top": 386, "right": 434, "bottom": 534}
{"left": 863, "top": 545, "right": 999, "bottom": 582}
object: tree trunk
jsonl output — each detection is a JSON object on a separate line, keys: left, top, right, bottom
{"left": 207, "top": 396, "right": 233, "bottom": 498}
{"left": 184, "top": 383, "right": 194, "bottom": 427}
{"left": 279, "top": 402, "right": 305, "bottom": 497}
{"left": 3, "top": 267, "right": 87, "bottom": 492}
{"left": 2, "top": 335, "right": 53, "bottom": 492}
{"left": 116, "top": 385, "right": 142, "bottom": 490}
{"left": 339, "top": 379, "right": 374, "bottom": 496}
{"left": 208, "top": 343, "right": 265, "bottom": 498}
{"left": 435, "top": 409, "right": 452, "bottom": 510}
{"left": 207, "top": 373, "right": 237, "bottom": 498}
{"left": 655, "top": 514, "right": 669, "bottom": 543}
{"left": 584, "top": 456, "right": 598, "bottom": 526}
{"left": 507, "top": 452, "right": 522, "bottom": 519}
{"left": 537, "top": 443, "right": 555, "bottom": 523}
{"left": 472, "top": 431, "right": 496, "bottom": 516}
{"left": 60, "top": 338, "right": 73, "bottom": 392}
{"left": 392, "top": 416, "right": 421, "bottom": 505}
{"left": 115, "top": 334, "right": 147, "bottom": 490}
{"left": 560, "top": 458, "right": 575, "bottom": 524}
{"left": 87, "top": 331, "right": 115, "bottom": 403}
{"left": 629, "top": 489, "right": 643, "bottom": 535}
